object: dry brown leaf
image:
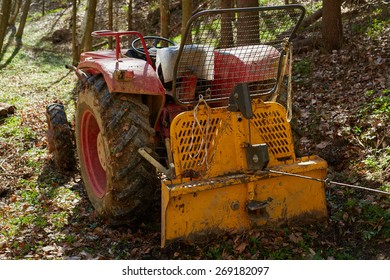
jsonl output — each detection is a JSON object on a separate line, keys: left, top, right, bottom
{"left": 289, "top": 233, "right": 303, "bottom": 244}
{"left": 234, "top": 242, "right": 248, "bottom": 254}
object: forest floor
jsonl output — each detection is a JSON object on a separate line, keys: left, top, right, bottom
{"left": 0, "top": 0, "right": 389, "bottom": 260}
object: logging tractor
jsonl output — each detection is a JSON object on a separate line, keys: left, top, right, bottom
{"left": 46, "top": 5, "right": 328, "bottom": 247}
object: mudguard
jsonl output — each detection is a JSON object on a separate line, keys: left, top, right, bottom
{"left": 78, "top": 57, "right": 165, "bottom": 96}
{"left": 76, "top": 54, "right": 165, "bottom": 128}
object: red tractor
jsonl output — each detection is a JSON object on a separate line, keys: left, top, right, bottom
{"left": 47, "top": 5, "right": 328, "bottom": 246}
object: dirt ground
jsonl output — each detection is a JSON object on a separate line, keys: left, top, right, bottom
{"left": 0, "top": 0, "right": 389, "bottom": 260}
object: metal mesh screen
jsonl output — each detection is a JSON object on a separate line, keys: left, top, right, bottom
{"left": 172, "top": 5, "right": 304, "bottom": 105}
{"left": 170, "top": 102, "right": 295, "bottom": 178}
{"left": 252, "top": 108, "right": 294, "bottom": 159}
{"left": 174, "top": 116, "right": 221, "bottom": 173}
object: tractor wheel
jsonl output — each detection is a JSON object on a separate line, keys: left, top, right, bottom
{"left": 46, "top": 103, "right": 76, "bottom": 171}
{"left": 75, "top": 75, "right": 158, "bottom": 224}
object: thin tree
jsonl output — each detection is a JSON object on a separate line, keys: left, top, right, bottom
{"left": 42, "top": 0, "right": 45, "bottom": 16}
{"left": 71, "top": 0, "right": 79, "bottom": 65}
{"left": 127, "top": 0, "right": 133, "bottom": 45}
{"left": 322, "top": 0, "right": 343, "bottom": 51}
{"left": 108, "top": 0, "right": 113, "bottom": 49}
{"left": 236, "top": 0, "right": 259, "bottom": 46}
{"left": 16, "top": 0, "right": 31, "bottom": 39}
{"left": 160, "top": 0, "right": 170, "bottom": 46}
{"left": 181, "top": 0, "right": 192, "bottom": 43}
{"left": 0, "top": 0, "right": 12, "bottom": 54}
{"left": 80, "top": 0, "right": 97, "bottom": 52}
{"left": 8, "top": 0, "right": 22, "bottom": 26}
{"left": 220, "top": 0, "right": 234, "bottom": 48}
{"left": 127, "top": 0, "right": 132, "bottom": 31}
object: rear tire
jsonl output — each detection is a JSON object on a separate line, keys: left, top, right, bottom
{"left": 75, "top": 75, "right": 159, "bottom": 224}
{"left": 46, "top": 103, "right": 76, "bottom": 171}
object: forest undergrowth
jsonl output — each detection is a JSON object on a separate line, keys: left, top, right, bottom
{"left": 0, "top": 0, "right": 388, "bottom": 259}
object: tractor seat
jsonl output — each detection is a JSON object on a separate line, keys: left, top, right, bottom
{"left": 156, "top": 45, "right": 214, "bottom": 99}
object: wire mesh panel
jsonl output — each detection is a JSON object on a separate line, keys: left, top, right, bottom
{"left": 172, "top": 5, "right": 305, "bottom": 105}
{"left": 170, "top": 101, "right": 296, "bottom": 178}
{"left": 252, "top": 107, "right": 295, "bottom": 160}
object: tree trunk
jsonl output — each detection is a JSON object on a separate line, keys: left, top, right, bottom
{"left": 0, "top": 102, "right": 16, "bottom": 116}
{"left": 108, "top": 0, "right": 113, "bottom": 49}
{"left": 16, "top": 0, "right": 31, "bottom": 39}
{"left": 160, "top": 0, "right": 170, "bottom": 46}
{"left": 80, "top": 0, "right": 97, "bottom": 52}
{"left": 0, "top": 0, "right": 12, "bottom": 54}
{"left": 127, "top": 0, "right": 132, "bottom": 31}
{"left": 8, "top": 0, "right": 22, "bottom": 26}
{"left": 127, "top": 0, "right": 132, "bottom": 45}
{"left": 181, "top": 0, "right": 193, "bottom": 43}
{"left": 71, "top": 0, "right": 79, "bottom": 65}
{"left": 301, "top": 8, "right": 322, "bottom": 30}
{"left": 236, "top": 0, "right": 259, "bottom": 46}
{"left": 322, "top": 0, "right": 343, "bottom": 51}
{"left": 219, "top": 0, "right": 234, "bottom": 48}
{"left": 42, "top": 0, "right": 45, "bottom": 16}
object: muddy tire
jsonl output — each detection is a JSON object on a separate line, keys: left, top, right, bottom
{"left": 46, "top": 103, "right": 76, "bottom": 171}
{"left": 75, "top": 75, "right": 159, "bottom": 224}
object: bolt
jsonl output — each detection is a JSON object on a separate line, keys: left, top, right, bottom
{"left": 231, "top": 200, "right": 240, "bottom": 211}
{"left": 252, "top": 154, "right": 259, "bottom": 163}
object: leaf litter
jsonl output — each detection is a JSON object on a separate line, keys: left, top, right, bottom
{"left": 0, "top": 0, "right": 389, "bottom": 260}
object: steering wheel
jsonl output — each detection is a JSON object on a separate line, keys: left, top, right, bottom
{"left": 131, "top": 36, "right": 176, "bottom": 58}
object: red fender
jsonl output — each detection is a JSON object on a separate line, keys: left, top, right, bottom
{"left": 77, "top": 56, "right": 165, "bottom": 129}
{"left": 78, "top": 57, "right": 165, "bottom": 96}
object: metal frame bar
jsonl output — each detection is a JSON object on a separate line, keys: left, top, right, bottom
{"left": 172, "top": 5, "right": 306, "bottom": 106}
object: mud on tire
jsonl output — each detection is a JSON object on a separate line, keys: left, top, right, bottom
{"left": 75, "top": 75, "right": 159, "bottom": 224}
{"left": 46, "top": 103, "right": 76, "bottom": 171}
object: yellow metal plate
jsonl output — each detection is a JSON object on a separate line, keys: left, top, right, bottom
{"left": 170, "top": 100, "right": 295, "bottom": 179}
{"left": 164, "top": 100, "right": 327, "bottom": 247}
{"left": 161, "top": 156, "right": 328, "bottom": 247}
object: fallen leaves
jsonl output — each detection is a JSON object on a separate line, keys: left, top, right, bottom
{"left": 234, "top": 242, "right": 248, "bottom": 254}
{"left": 0, "top": 0, "right": 389, "bottom": 261}
{"left": 316, "top": 141, "right": 331, "bottom": 149}
{"left": 288, "top": 233, "right": 303, "bottom": 244}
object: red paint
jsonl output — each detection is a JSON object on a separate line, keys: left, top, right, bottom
{"left": 78, "top": 58, "right": 165, "bottom": 96}
{"left": 80, "top": 109, "right": 106, "bottom": 198}
{"left": 159, "top": 103, "right": 186, "bottom": 138}
{"left": 91, "top": 30, "right": 154, "bottom": 68}
{"left": 177, "top": 73, "right": 198, "bottom": 101}
{"left": 213, "top": 45, "right": 280, "bottom": 98}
